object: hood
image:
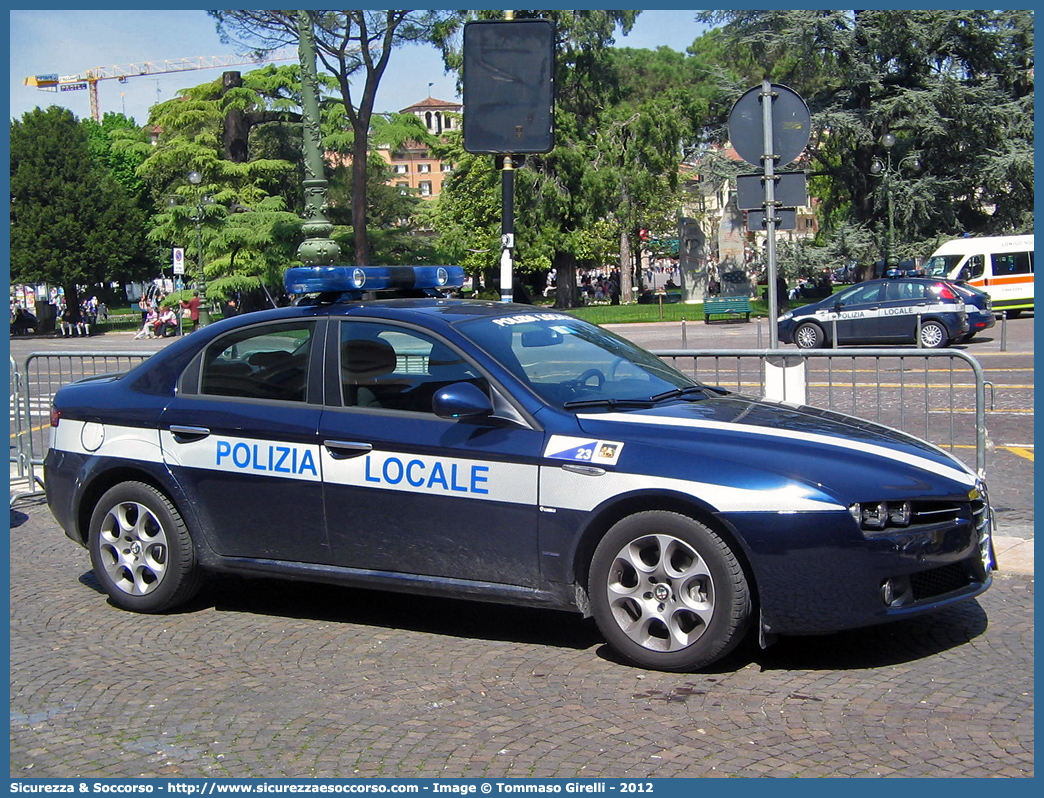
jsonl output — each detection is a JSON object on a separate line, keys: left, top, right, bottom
{"left": 574, "top": 394, "right": 977, "bottom": 499}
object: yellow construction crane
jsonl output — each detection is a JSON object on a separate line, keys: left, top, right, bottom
{"left": 24, "top": 49, "right": 297, "bottom": 123}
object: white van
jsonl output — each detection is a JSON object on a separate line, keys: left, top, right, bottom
{"left": 923, "top": 235, "right": 1034, "bottom": 314}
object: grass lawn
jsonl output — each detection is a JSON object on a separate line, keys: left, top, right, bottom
{"left": 540, "top": 287, "right": 844, "bottom": 325}
{"left": 557, "top": 298, "right": 773, "bottom": 325}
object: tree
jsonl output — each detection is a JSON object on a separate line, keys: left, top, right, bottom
{"left": 10, "top": 107, "right": 150, "bottom": 314}
{"left": 84, "top": 112, "right": 149, "bottom": 199}
{"left": 210, "top": 10, "right": 456, "bottom": 265}
{"left": 120, "top": 67, "right": 304, "bottom": 301}
{"left": 592, "top": 47, "right": 712, "bottom": 301}
{"left": 697, "top": 10, "right": 1034, "bottom": 277}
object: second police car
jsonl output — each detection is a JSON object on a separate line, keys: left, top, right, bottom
{"left": 778, "top": 276, "right": 973, "bottom": 349}
{"left": 44, "top": 266, "right": 995, "bottom": 672}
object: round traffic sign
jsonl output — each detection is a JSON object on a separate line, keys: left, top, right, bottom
{"left": 728, "top": 83, "right": 811, "bottom": 168}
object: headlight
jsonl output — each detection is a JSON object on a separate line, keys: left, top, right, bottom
{"left": 779, "top": 312, "right": 793, "bottom": 321}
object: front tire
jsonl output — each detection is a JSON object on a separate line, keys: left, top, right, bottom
{"left": 88, "top": 482, "right": 201, "bottom": 613}
{"left": 794, "top": 322, "right": 825, "bottom": 349}
{"left": 918, "top": 320, "right": 949, "bottom": 348}
{"left": 589, "top": 511, "right": 751, "bottom": 671}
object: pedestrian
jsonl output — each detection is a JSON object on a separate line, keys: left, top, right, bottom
{"left": 59, "top": 305, "right": 78, "bottom": 337}
{"left": 155, "top": 305, "right": 178, "bottom": 338}
{"left": 181, "top": 291, "right": 202, "bottom": 332}
{"left": 133, "top": 306, "right": 158, "bottom": 339}
{"left": 777, "top": 274, "right": 789, "bottom": 311}
{"left": 10, "top": 307, "right": 36, "bottom": 336}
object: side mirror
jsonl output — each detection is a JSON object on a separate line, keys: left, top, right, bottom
{"left": 433, "top": 382, "right": 494, "bottom": 421}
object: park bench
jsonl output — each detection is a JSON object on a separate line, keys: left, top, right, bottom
{"left": 704, "top": 295, "right": 752, "bottom": 324}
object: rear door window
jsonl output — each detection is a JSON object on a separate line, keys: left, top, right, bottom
{"left": 199, "top": 322, "right": 315, "bottom": 402}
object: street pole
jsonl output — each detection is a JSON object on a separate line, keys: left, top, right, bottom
{"left": 296, "top": 9, "right": 340, "bottom": 268}
{"left": 187, "top": 170, "right": 211, "bottom": 325}
{"left": 500, "top": 155, "right": 515, "bottom": 303}
{"left": 884, "top": 143, "right": 897, "bottom": 269}
{"left": 761, "top": 80, "right": 780, "bottom": 349}
{"left": 498, "top": 9, "right": 517, "bottom": 304}
{"left": 873, "top": 133, "right": 918, "bottom": 273}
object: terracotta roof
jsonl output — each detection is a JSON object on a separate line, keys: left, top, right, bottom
{"left": 400, "top": 97, "right": 462, "bottom": 113}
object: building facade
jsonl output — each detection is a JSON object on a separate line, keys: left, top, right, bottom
{"left": 376, "top": 97, "right": 462, "bottom": 199}
{"left": 678, "top": 146, "right": 818, "bottom": 301}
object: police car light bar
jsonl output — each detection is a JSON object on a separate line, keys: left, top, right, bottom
{"left": 284, "top": 265, "right": 465, "bottom": 295}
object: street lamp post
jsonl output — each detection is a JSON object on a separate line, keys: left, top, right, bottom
{"left": 296, "top": 10, "right": 340, "bottom": 267}
{"left": 186, "top": 171, "right": 214, "bottom": 324}
{"left": 870, "top": 134, "right": 920, "bottom": 272}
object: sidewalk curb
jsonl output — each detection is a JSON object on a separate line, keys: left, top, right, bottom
{"left": 993, "top": 536, "right": 1034, "bottom": 576}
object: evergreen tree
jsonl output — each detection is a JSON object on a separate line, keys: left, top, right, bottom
{"left": 210, "top": 9, "right": 456, "bottom": 265}
{"left": 697, "top": 9, "right": 1034, "bottom": 275}
{"left": 10, "top": 107, "right": 150, "bottom": 315}
{"left": 124, "top": 67, "right": 304, "bottom": 302}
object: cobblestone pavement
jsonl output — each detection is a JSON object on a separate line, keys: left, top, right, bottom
{"left": 9, "top": 497, "right": 1033, "bottom": 779}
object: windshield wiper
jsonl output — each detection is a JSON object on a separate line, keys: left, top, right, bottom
{"left": 648, "top": 385, "right": 723, "bottom": 403}
{"left": 562, "top": 398, "right": 655, "bottom": 410}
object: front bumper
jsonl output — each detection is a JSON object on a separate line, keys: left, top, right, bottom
{"left": 722, "top": 495, "right": 994, "bottom": 635}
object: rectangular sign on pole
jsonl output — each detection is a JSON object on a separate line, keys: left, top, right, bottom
{"left": 462, "top": 19, "right": 555, "bottom": 154}
{"left": 736, "top": 172, "right": 807, "bottom": 211}
{"left": 747, "top": 209, "right": 798, "bottom": 230}
{"left": 172, "top": 247, "right": 185, "bottom": 275}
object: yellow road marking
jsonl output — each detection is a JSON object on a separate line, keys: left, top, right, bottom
{"left": 1004, "top": 446, "right": 1035, "bottom": 462}
{"left": 952, "top": 444, "right": 1034, "bottom": 462}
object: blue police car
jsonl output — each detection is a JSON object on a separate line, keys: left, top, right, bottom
{"left": 778, "top": 277, "right": 970, "bottom": 349}
{"left": 44, "top": 266, "right": 995, "bottom": 672}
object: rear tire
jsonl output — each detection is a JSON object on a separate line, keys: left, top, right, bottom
{"left": 589, "top": 511, "right": 751, "bottom": 671}
{"left": 918, "top": 320, "right": 949, "bottom": 348}
{"left": 88, "top": 482, "right": 201, "bottom": 613}
{"left": 794, "top": 322, "right": 826, "bottom": 349}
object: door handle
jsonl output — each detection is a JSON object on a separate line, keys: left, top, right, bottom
{"left": 324, "top": 440, "right": 373, "bottom": 459}
{"left": 169, "top": 425, "right": 211, "bottom": 443}
{"left": 561, "top": 463, "right": 605, "bottom": 477}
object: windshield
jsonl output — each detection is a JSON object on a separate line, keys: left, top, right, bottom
{"left": 923, "top": 254, "right": 962, "bottom": 278}
{"left": 456, "top": 311, "right": 704, "bottom": 410}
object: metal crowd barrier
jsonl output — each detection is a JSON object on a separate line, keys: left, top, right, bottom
{"left": 10, "top": 348, "right": 991, "bottom": 503}
{"left": 10, "top": 355, "right": 31, "bottom": 489}
{"left": 10, "top": 352, "right": 154, "bottom": 501}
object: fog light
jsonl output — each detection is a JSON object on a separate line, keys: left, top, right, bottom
{"left": 861, "top": 502, "right": 887, "bottom": 530}
{"left": 889, "top": 501, "right": 912, "bottom": 527}
{"left": 881, "top": 579, "right": 896, "bottom": 605}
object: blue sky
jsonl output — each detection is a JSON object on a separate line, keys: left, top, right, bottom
{"left": 9, "top": 10, "right": 710, "bottom": 125}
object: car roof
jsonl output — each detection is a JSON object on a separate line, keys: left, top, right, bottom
{"left": 180, "top": 298, "right": 573, "bottom": 338}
